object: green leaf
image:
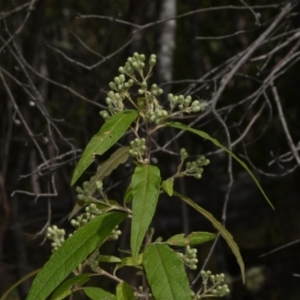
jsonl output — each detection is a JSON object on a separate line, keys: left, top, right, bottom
{"left": 173, "top": 191, "right": 245, "bottom": 283}
{"left": 115, "top": 254, "right": 143, "bottom": 272}
{"left": 71, "top": 110, "right": 138, "bottom": 185}
{"left": 98, "top": 255, "right": 121, "bottom": 263}
{"left": 162, "top": 178, "right": 174, "bottom": 196}
{"left": 26, "top": 212, "right": 126, "bottom": 300}
{"left": 166, "top": 122, "right": 274, "bottom": 209}
{"left": 123, "top": 185, "right": 133, "bottom": 204}
{"left": 89, "top": 146, "right": 130, "bottom": 194}
{"left": 84, "top": 287, "right": 116, "bottom": 300}
{"left": 143, "top": 244, "right": 190, "bottom": 300}
{"left": 52, "top": 290, "right": 71, "bottom": 300}
{"left": 116, "top": 282, "right": 135, "bottom": 300}
{"left": 165, "top": 232, "right": 217, "bottom": 247}
{"left": 50, "top": 274, "right": 89, "bottom": 300}
{"left": 131, "top": 165, "right": 161, "bottom": 263}
{"left": 68, "top": 199, "right": 85, "bottom": 220}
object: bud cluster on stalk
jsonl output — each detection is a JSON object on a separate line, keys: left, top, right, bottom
{"left": 100, "top": 53, "right": 208, "bottom": 124}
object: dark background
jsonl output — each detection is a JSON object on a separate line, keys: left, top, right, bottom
{"left": 1, "top": 0, "right": 300, "bottom": 299}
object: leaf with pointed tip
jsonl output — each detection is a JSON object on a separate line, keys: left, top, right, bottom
{"left": 131, "top": 165, "right": 161, "bottom": 264}
{"left": 173, "top": 191, "right": 245, "bottom": 283}
{"left": 71, "top": 110, "right": 138, "bottom": 186}
{"left": 165, "top": 232, "right": 216, "bottom": 247}
{"left": 166, "top": 122, "right": 273, "bottom": 209}
{"left": 89, "top": 146, "right": 130, "bottom": 194}
{"left": 162, "top": 178, "right": 174, "bottom": 196}
{"left": 143, "top": 244, "right": 190, "bottom": 300}
{"left": 50, "top": 274, "right": 90, "bottom": 300}
{"left": 98, "top": 255, "right": 121, "bottom": 263}
{"left": 68, "top": 199, "right": 85, "bottom": 220}
{"left": 26, "top": 212, "right": 126, "bottom": 300}
{"left": 84, "top": 287, "right": 116, "bottom": 300}
{"left": 116, "top": 282, "right": 135, "bottom": 300}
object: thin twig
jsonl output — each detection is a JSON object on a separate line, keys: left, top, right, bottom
{"left": 270, "top": 82, "right": 300, "bottom": 166}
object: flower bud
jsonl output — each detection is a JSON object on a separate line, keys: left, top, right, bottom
{"left": 132, "top": 62, "right": 139, "bottom": 69}
{"left": 149, "top": 59, "right": 156, "bottom": 66}
{"left": 109, "top": 82, "right": 116, "bottom": 90}
{"left": 77, "top": 194, "right": 86, "bottom": 201}
{"left": 119, "top": 74, "right": 125, "bottom": 82}
{"left": 168, "top": 93, "right": 174, "bottom": 101}
{"left": 192, "top": 106, "right": 201, "bottom": 113}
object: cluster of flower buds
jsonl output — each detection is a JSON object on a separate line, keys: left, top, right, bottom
{"left": 46, "top": 226, "right": 66, "bottom": 252}
{"left": 95, "top": 180, "right": 103, "bottom": 193}
{"left": 185, "top": 156, "right": 210, "bottom": 179}
{"left": 168, "top": 93, "right": 208, "bottom": 114}
{"left": 87, "top": 250, "right": 101, "bottom": 273}
{"left": 118, "top": 53, "right": 153, "bottom": 75}
{"left": 180, "top": 148, "right": 189, "bottom": 160}
{"left": 129, "top": 138, "right": 147, "bottom": 158}
{"left": 108, "top": 226, "right": 122, "bottom": 241}
{"left": 199, "top": 270, "right": 230, "bottom": 297}
{"left": 104, "top": 90, "right": 126, "bottom": 116}
{"left": 177, "top": 246, "right": 198, "bottom": 270}
{"left": 70, "top": 203, "right": 101, "bottom": 229}
{"left": 178, "top": 149, "right": 210, "bottom": 179}
{"left": 101, "top": 75, "right": 136, "bottom": 117}
{"left": 150, "top": 83, "right": 163, "bottom": 97}
{"left": 109, "top": 74, "right": 134, "bottom": 94}
{"left": 76, "top": 181, "right": 91, "bottom": 203}
{"left": 145, "top": 108, "right": 168, "bottom": 124}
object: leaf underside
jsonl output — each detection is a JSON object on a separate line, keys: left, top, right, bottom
{"left": 89, "top": 146, "right": 130, "bottom": 194}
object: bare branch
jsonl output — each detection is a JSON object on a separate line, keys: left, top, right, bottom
{"left": 0, "top": 2, "right": 31, "bottom": 20}
{"left": 270, "top": 82, "right": 300, "bottom": 166}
